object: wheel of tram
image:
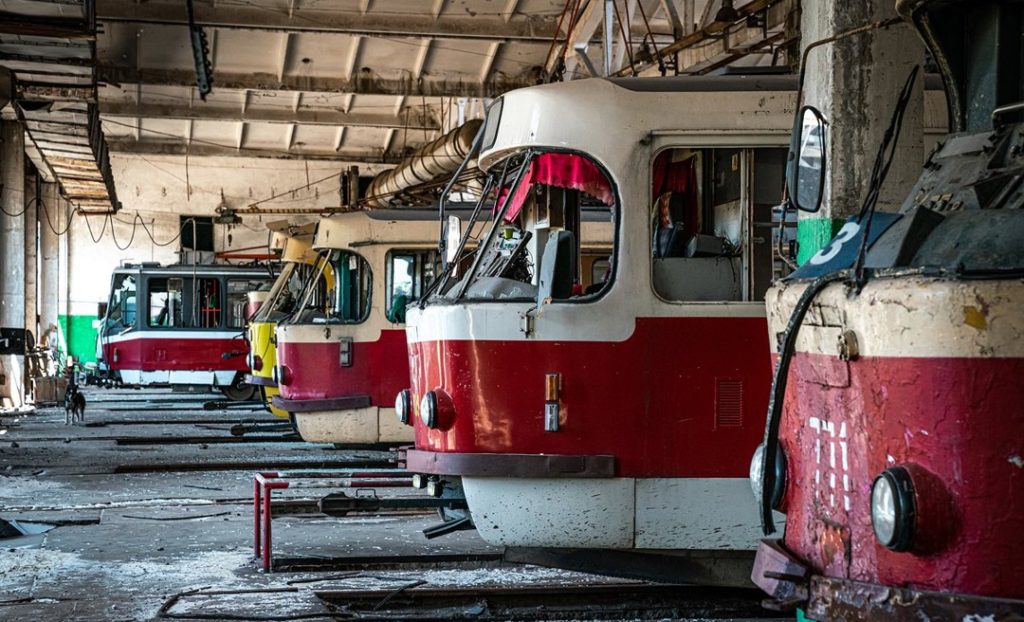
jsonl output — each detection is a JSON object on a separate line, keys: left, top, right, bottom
{"left": 220, "top": 373, "right": 258, "bottom": 401}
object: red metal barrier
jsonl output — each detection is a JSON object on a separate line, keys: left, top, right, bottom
{"left": 252, "top": 469, "right": 412, "bottom": 572}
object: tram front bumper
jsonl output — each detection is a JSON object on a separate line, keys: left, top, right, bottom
{"left": 404, "top": 449, "right": 615, "bottom": 478}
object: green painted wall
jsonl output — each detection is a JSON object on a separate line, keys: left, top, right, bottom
{"left": 59, "top": 314, "right": 99, "bottom": 364}
{"left": 796, "top": 217, "right": 845, "bottom": 265}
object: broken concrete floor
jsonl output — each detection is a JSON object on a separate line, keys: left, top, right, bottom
{"left": 0, "top": 387, "right": 612, "bottom": 621}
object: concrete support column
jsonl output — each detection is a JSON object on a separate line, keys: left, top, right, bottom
{"left": 23, "top": 171, "right": 37, "bottom": 339}
{"left": 39, "top": 182, "right": 61, "bottom": 347}
{"left": 0, "top": 120, "right": 25, "bottom": 329}
{"left": 796, "top": 0, "right": 924, "bottom": 264}
{"left": 57, "top": 196, "right": 71, "bottom": 356}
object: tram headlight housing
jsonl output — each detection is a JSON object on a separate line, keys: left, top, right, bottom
{"left": 273, "top": 364, "right": 290, "bottom": 386}
{"left": 749, "top": 442, "right": 787, "bottom": 509}
{"left": 871, "top": 467, "right": 915, "bottom": 552}
{"left": 395, "top": 389, "right": 413, "bottom": 425}
{"left": 419, "top": 391, "right": 438, "bottom": 428}
{"left": 252, "top": 354, "right": 263, "bottom": 372}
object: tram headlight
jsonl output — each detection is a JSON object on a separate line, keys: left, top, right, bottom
{"left": 419, "top": 391, "right": 438, "bottom": 428}
{"left": 252, "top": 355, "right": 263, "bottom": 372}
{"left": 871, "top": 467, "right": 915, "bottom": 552}
{"left": 395, "top": 389, "right": 413, "bottom": 426}
{"left": 749, "top": 442, "right": 787, "bottom": 509}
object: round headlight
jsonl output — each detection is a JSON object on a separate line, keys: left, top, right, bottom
{"left": 419, "top": 391, "right": 438, "bottom": 428}
{"left": 749, "top": 442, "right": 787, "bottom": 509}
{"left": 871, "top": 467, "right": 915, "bottom": 551}
{"left": 252, "top": 355, "right": 263, "bottom": 372}
{"left": 395, "top": 389, "right": 413, "bottom": 425}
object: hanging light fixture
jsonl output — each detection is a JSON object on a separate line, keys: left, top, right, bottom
{"left": 715, "top": 0, "right": 740, "bottom": 23}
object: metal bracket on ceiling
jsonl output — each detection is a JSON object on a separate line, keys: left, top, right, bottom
{"left": 185, "top": 0, "right": 213, "bottom": 100}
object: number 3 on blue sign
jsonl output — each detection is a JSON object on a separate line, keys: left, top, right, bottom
{"left": 808, "top": 221, "right": 861, "bottom": 266}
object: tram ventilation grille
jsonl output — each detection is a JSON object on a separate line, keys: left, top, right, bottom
{"left": 715, "top": 378, "right": 743, "bottom": 428}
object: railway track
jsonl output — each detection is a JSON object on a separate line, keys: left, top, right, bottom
{"left": 315, "top": 583, "right": 774, "bottom": 620}
{"left": 159, "top": 583, "right": 777, "bottom": 621}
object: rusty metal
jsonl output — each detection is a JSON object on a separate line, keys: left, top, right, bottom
{"left": 807, "top": 576, "right": 1024, "bottom": 621}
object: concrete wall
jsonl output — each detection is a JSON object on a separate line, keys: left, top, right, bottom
{"left": 61, "top": 154, "right": 375, "bottom": 364}
{"left": 796, "top": 0, "right": 925, "bottom": 264}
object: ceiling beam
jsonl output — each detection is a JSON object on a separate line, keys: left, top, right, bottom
{"left": 616, "top": 0, "right": 781, "bottom": 76}
{"left": 98, "top": 65, "right": 541, "bottom": 98}
{"left": 99, "top": 101, "right": 438, "bottom": 129}
{"left": 95, "top": 0, "right": 559, "bottom": 42}
{"left": 107, "top": 139, "right": 403, "bottom": 163}
{"left": 0, "top": 11, "right": 92, "bottom": 39}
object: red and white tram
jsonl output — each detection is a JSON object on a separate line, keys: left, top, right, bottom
{"left": 99, "top": 263, "right": 275, "bottom": 400}
{"left": 400, "top": 76, "right": 797, "bottom": 553}
{"left": 272, "top": 212, "right": 442, "bottom": 444}
{"left": 750, "top": 0, "right": 1024, "bottom": 618}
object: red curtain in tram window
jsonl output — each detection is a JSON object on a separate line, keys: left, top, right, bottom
{"left": 651, "top": 151, "right": 699, "bottom": 235}
{"left": 503, "top": 153, "right": 614, "bottom": 221}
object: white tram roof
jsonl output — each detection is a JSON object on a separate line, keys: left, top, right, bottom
{"left": 112, "top": 263, "right": 275, "bottom": 277}
{"left": 313, "top": 210, "right": 439, "bottom": 252}
{"left": 478, "top": 76, "right": 799, "bottom": 175}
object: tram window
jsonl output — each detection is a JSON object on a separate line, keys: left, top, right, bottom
{"left": 195, "top": 278, "right": 222, "bottom": 328}
{"left": 106, "top": 274, "right": 137, "bottom": 327}
{"left": 651, "top": 147, "right": 786, "bottom": 302}
{"left": 331, "top": 252, "right": 370, "bottom": 323}
{"left": 455, "top": 152, "right": 616, "bottom": 303}
{"left": 148, "top": 278, "right": 183, "bottom": 328}
{"left": 385, "top": 250, "right": 440, "bottom": 323}
{"left": 299, "top": 251, "right": 370, "bottom": 324}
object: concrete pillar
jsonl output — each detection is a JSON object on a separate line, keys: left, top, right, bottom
{"left": 796, "top": 0, "right": 924, "bottom": 264}
{"left": 57, "top": 195, "right": 71, "bottom": 356}
{"left": 0, "top": 120, "right": 25, "bottom": 329}
{"left": 39, "top": 183, "right": 61, "bottom": 347}
{"left": 23, "top": 171, "right": 37, "bottom": 340}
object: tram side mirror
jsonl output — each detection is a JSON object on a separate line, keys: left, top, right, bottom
{"left": 446, "top": 215, "right": 462, "bottom": 265}
{"left": 536, "top": 230, "right": 575, "bottom": 309}
{"left": 787, "top": 106, "right": 828, "bottom": 213}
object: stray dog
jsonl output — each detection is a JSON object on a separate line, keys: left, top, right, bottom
{"left": 64, "top": 381, "right": 86, "bottom": 425}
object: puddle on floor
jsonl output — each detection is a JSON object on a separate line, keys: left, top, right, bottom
{"left": 0, "top": 519, "right": 56, "bottom": 548}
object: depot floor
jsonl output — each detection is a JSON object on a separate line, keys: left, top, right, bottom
{"left": 0, "top": 387, "right": 784, "bottom": 621}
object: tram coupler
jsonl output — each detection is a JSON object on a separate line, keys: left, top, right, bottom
{"left": 229, "top": 421, "right": 294, "bottom": 436}
{"left": 422, "top": 515, "right": 474, "bottom": 539}
{"left": 317, "top": 491, "right": 468, "bottom": 517}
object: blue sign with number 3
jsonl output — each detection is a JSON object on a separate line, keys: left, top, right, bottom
{"left": 788, "top": 212, "right": 903, "bottom": 280}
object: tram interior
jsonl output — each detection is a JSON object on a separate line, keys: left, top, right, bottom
{"left": 652, "top": 147, "right": 786, "bottom": 302}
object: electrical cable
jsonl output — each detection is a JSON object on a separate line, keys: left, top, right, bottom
{"left": 852, "top": 65, "right": 921, "bottom": 288}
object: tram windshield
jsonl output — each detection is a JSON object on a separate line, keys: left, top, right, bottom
{"left": 289, "top": 249, "right": 370, "bottom": 324}
{"left": 104, "top": 273, "right": 137, "bottom": 329}
{"left": 435, "top": 150, "right": 616, "bottom": 303}
{"left": 250, "top": 262, "right": 316, "bottom": 323}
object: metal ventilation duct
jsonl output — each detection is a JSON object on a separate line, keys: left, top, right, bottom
{"left": 363, "top": 119, "right": 482, "bottom": 209}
